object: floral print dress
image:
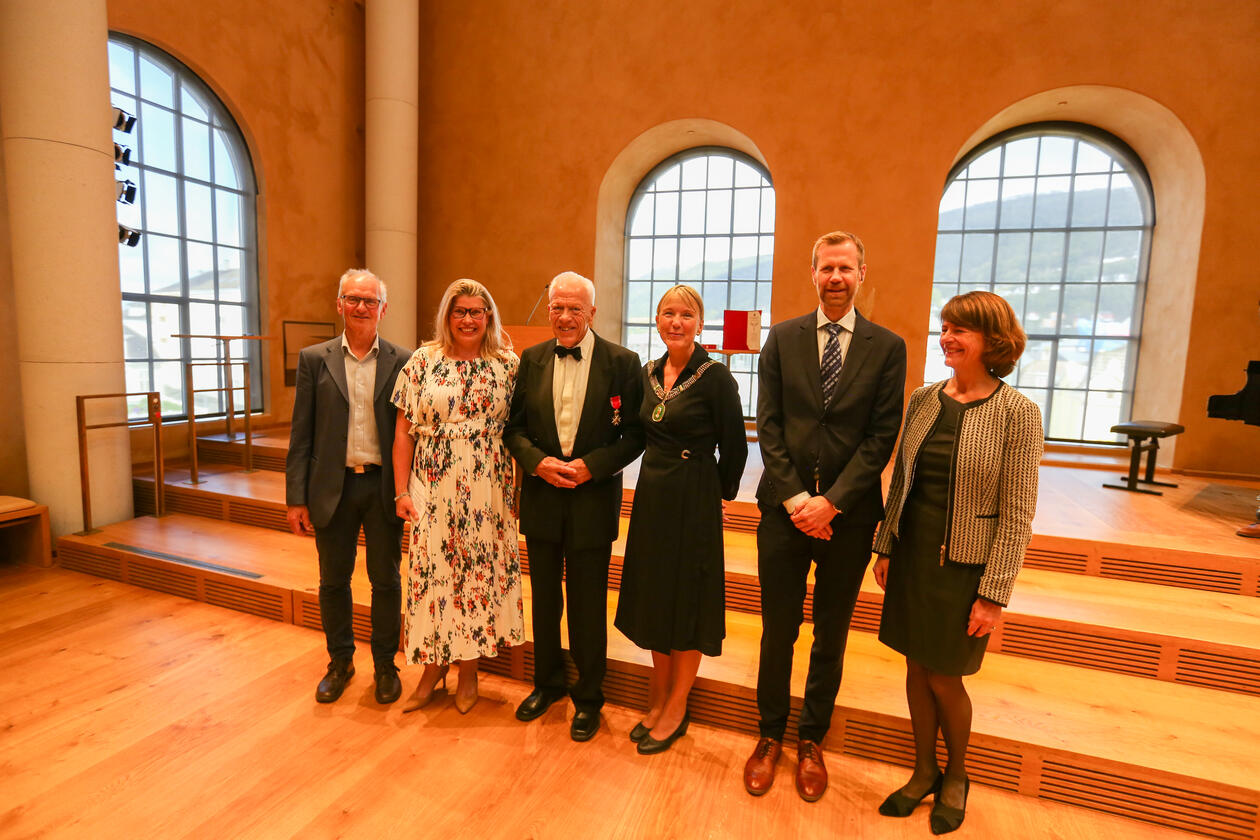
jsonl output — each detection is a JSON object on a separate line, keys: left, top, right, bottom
{"left": 391, "top": 346, "right": 524, "bottom": 666}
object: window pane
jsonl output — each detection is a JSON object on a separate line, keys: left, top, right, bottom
{"left": 1109, "top": 172, "right": 1142, "bottom": 226}
{"left": 1101, "top": 230, "right": 1142, "bottom": 283}
{"left": 1002, "top": 138, "right": 1038, "bottom": 177}
{"left": 1061, "top": 285, "right": 1097, "bottom": 335}
{"left": 1048, "top": 389, "right": 1085, "bottom": 439}
{"left": 934, "top": 234, "right": 962, "bottom": 284}
{"left": 929, "top": 284, "right": 956, "bottom": 330}
{"left": 1054, "top": 339, "right": 1091, "bottom": 388}
{"left": 1065, "top": 231, "right": 1104, "bottom": 284}
{"left": 680, "top": 157, "right": 706, "bottom": 190}
{"left": 1097, "top": 284, "right": 1137, "bottom": 335}
{"left": 185, "top": 182, "right": 213, "bottom": 242}
{"left": 213, "top": 130, "right": 240, "bottom": 189}
{"left": 139, "top": 55, "right": 174, "bottom": 107}
{"left": 652, "top": 237, "right": 678, "bottom": 280}
{"left": 707, "top": 156, "right": 733, "bottom": 188}
{"left": 678, "top": 238, "right": 704, "bottom": 281}
{"left": 998, "top": 176, "right": 1035, "bottom": 228}
{"left": 188, "top": 242, "right": 215, "bottom": 299}
{"left": 108, "top": 42, "right": 135, "bottom": 94}
{"left": 734, "top": 160, "right": 763, "bottom": 188}
{"left": 625, "top": 281, "right": 650, "bottom": 321}
{"left": 759, "top": 187, "right": 776, "bottom": 232}
{"left": 629, "top": 195, "right": 653, "bottom": 236}
{"left": 939, "top": 182, "right": 965, "bottom": 230}
{"left": 150, "top": 303, "right": 182, "bottom": 358}
{"left": 653, "top": 192, "right": 679, "bottom": 235}
{"left": 122, "top": 301, "right": 149, "bottom": 359}
{"left": 1028, "top": 232, "right": 1065, "bottom": 285}
{"left": 146, "top": 233, "right": 181, "bottom": 294}
{"left": 218, "top": 249, "right": 244, "bottom": 303}
{"left": 219, "top": 304, "right": 245, "bottom": 337}
{"left": 994, "top": 233, "right": 1030, "bottom": 286}
{"left": 1076, "top": 142, "right": 1111, "bottom": 174}
{"left": 139, "top": 102, "right": 176, "bottom": 171}
{"left": 730, "top": 281, "right": 756, "bottom": 309}
{"left": 143, "top": 170, "right": 179, "bottom": 236}
{"left": 1082, "top": 390, "right": 1123, "bottom": 441}
{"left": 181, "top": 83, "right": 209, "bottom": 121}
{"left": 1033, "top": 176, "right": 1071, "bottom": 228}
{"left": 967, "top": 148, "right": 1001, "bottom": 179}
{"left": 732, "top": 188, "right": 760, "bottom": 233}
{"left": 182, "top": 116, "right": 211, "bottom": 182}
{"left": 1024, "top": 284, "right": 1061, "bottom": 332}
{"left": 960, "top": 233, "right": 994, "bottom": 287}
{"left": 627, "top": 239, "right": 651, "bottom": 280}
{"left": 963, "top": 179, "right": 998, "bottom": 229}
{"left": 1038, "top": 137, "right": 1075, "bottom": 175}
{"left": 215, "top": 190, "right": 243, "bottom": 247}
{"left": 679, "top": 191, "right": 705, "bottom": 235}
{"left": 731, "top": 236, "right": 758, "bottom": 280}
{"left": 190, "top": 301, "right": 218, "bottom": 337}
{"left": 704, "top": 236, "right": 731, "bottom": 274}
{"left": 758, "top": 236, "right": 774, "bottom": 281}
{"left": 1019, "top": 340, "right": 1054, "bottom": 388}
{"left": 994, "top": 283, "right": 1027, "bottom": 323}
{"left": 119, "top": 239, "right": 145, "bottom": 295}
{"left": 1090, "top": 339, "right": 1131, "bottom": 390}
{"left": 1071, "top": 174, "right": 1109, "bottom": 227}
{"left": 705, "top": 189, "right": 732, "bottom": 234}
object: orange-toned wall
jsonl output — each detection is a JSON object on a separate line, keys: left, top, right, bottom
{"left": 413, "top": 0, "right": 1259, "bottom": 476}
{"left": 107, "top": 0, "right": 366, "bottom": 431}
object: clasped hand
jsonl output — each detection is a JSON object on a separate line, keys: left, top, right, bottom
{"left": 790, "top": 495, "right": 837, "bottom": 540}
{"left": 535, "top": 456, "right": 592, "bottom": 488}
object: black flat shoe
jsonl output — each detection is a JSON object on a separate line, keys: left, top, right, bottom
{"left": 628, "top": 721, "right": 650, "bottom": 742}
{"left": 929, "top": 777, "right": 970, "bottom": 835}
{"left": 315, "top": 660, "right": 354, "bottom": 703}
{"left": 571, "top": 710, "right": 600, "bottom": 742}
{"left": 374, "top": 665, "right": 402, "bottom": 704}
{"left": 878, "top": 772, "right": 943, "bottom": 817}
{"left": 515, "top": 688, "right": 565, "bottom": 722}
{"left": 637, "top": 712, "right": 690, "bottom": 755}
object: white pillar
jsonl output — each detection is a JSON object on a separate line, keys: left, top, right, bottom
{"left": 365, "top": 0, "right": 419, "bottom": 349}
{"left": 0, "top": 0, "right": 133, "bottom": 535}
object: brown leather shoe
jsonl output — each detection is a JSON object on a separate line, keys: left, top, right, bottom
{"left": 743, "top": 737, "right": 782, "bottom": 796}
{"left": 796, "top": 740, "right": 828, "bottom": 802}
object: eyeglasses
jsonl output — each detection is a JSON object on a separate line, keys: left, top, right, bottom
{"left": 548, "top": 304, "right": 587, "bottom": 318}
{"left": 451, "top": 306, "right": 488, "bottom": 320}
{"left": 340, "top": 295, "right": 381, "bottom": 309}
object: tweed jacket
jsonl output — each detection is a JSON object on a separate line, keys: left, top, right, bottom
{"left": 873, "top": 380, "right": 1043, "bottom": 606}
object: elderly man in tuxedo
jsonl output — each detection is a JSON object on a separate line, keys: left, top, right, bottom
{"left": 285, "top": 268, "right": 410, "bottom": 706}
{"left": 743, "top": 231, "right": 907, "bottom": 801}
{"left": 505, "top": 271, "right": 644, "bottom": 741}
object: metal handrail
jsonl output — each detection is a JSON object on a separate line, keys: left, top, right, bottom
{"left": 184, "top": 360, "right": 253, "bottom": 484}
{"left": 75, "top": 391, "right": 164, "bottom": 534}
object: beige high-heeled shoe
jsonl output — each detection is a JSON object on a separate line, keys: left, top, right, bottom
{"left": 402, "top": 664, "right": 449, "bottom": 713}
{"left": 454, "top": 668, "right": 479, "bottom": 714}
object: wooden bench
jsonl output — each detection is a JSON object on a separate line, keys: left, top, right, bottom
{"left": 1103, "top": 421, "right": 1184, "bottom": 495}
{"left": 0, "top": 497, "right": 53, "bottom": 566}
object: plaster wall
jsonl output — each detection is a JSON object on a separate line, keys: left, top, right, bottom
{"left": 413, "top": 0, "right": 1260, "bottom": 476}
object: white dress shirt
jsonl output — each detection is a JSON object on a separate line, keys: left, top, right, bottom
{"left": 552, "top": 328, "right": 595, "bottom": 457}
{"left": 341, "top": 333, "right": 382, "bottom": 467}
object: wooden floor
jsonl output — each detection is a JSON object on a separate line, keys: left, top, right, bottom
{"left": 0, "top": 562, "right": 1202, "bottom": 840}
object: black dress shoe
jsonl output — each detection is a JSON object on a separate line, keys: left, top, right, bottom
{"left": 374, "top": 665, "right": 402, "bottom": 704}
{"left": 879, "top": 772, "right": 943, "bottom": 817}
{"left": 628, "top": 721, "right": 650, "bottom": 742}
{"left": 571, "top": 710, "right": 600, "bottom": 741}
{"left": 637, "top": 712, "right": 690, "bottom": 755}
{"left": 316, "top": 660, "right": 354, "bottom": 703}
{"left": 515, "top": 688, "right": 565, "bottom": 721}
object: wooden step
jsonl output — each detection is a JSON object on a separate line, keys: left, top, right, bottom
{"left": 127, "top": 469, "right": 1260, "bottom": 697}
{"left": 53, "top": 515, "right": 1260, "bottom": 840}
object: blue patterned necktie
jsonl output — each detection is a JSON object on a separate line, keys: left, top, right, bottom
{"left": 821, "top": 322, "right": 843, "bottom": 402}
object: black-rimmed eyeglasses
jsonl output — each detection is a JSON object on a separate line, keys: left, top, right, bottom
{"left": 340, "top": 295, "right": 381, "bottom": 309}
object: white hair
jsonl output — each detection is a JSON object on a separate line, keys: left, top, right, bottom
{"left": 548, "top": 271, "right": 595, "bottom": 305}
{"left": 337, "top": 268, "right": 388, "bottom": 303}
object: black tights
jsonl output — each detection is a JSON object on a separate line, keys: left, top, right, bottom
{"left": 901, "top": 658, "right": 971, "bottom": 807}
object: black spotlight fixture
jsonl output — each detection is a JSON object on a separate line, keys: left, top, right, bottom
{"left": 118, "top": 224, "right": 141, "bottom": 247}
{"left": 112, "top": 107, "right": 136, "bottom": 133}
{"left": 116, "top": 179, "right": 137, "bottom": 204}
{"left": 114, "top": 143, "right": 132, "bottom": 166}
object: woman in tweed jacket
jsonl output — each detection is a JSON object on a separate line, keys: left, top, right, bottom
{"left": 871, "top": 291, "right": 1043, "bottom": 835}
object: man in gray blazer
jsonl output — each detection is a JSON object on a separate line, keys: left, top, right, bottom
{"left": 285, "top": 268, "right": 410, "bottom": 706}
{"left": 744, "top": 232, "right": 907, "bottom": 801}
{"left": 504, "top": 271, "right": 644, "bottom": 741}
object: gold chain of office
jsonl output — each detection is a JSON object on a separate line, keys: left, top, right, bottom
{"left": 646, "top": 359, "right": 716, "bottom": 422}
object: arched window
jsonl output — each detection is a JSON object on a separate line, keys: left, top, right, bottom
{"left": 928, "top": 123, "right": 1154, "bottom": 443}
{"left": 108, "top": 34, "right": 260, "bottom": 421}
{"left": 623, "top": 148, "right": 774, "bottom": 417}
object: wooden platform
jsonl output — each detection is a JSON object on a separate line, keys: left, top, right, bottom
{"left": 2, "top": 563, "right": 1204, "bottom": 840}
{"left": 56, "top": 514, "right": 1260, "bottom": 840}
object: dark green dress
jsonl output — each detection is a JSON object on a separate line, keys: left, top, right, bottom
{"left": 879, "top": 391, "right": 990, "bottom": 676}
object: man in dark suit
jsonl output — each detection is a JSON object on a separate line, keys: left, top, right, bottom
{"left": 285, "top": 268, "right": 410, "bottom": 706}
{"left": 504, "top": 271, "right": 644, "bottom": 741}
{"left": 744, "top": 231, "right": 907, "bottom": 801}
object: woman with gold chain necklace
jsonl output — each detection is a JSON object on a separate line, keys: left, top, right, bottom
{"left": 614, "top": 284, "right": 748, "bottom": 754}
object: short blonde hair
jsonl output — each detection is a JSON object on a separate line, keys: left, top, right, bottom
{"left": 940, "top": 290, "right": 1026, "bottom": 378}
{"left": 656, "top": 284, "right": 704, "bottom": 322}
{"left": 425, "top": 278, "right": 512, "bottom": 360}
{"left": 811, "top": 230, "right": 865, "bottom": 268}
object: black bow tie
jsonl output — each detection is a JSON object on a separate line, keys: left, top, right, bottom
{"left": 554, "top": 344, "right": 582, "bottom": 361}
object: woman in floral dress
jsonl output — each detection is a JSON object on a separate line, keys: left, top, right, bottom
{"left": 391, "top": 278, "right": 523, "bottom": 714}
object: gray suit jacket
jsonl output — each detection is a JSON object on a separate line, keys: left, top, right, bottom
{"left": 504, "top": 332, "right": 645, "bottom": 549}
{"left": 285, "top": 336, "right": 409, "bottom": 529}
{"left": 755, "top": 310, "right": 907, "bottom": 525}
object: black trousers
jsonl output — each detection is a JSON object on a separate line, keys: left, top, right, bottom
{"left": 313, "top": 470, "right": 403, "bottom": 670}
{"left": 755, "top": 504, "right": 874, "bottom": 743}
{"left": 525, "top": 531, "right": 612, "bottom": 714}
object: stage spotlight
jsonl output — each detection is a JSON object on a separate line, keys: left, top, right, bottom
{"left": 116, "top": 179, "right": 137, "bottom": 204}
{"left": 114, "top": 143, "right": 132, "bottom": 166}
{"left": 118, "top": 224, "right": 141, "bottom": 247}
{"left": 112, "top": 107, "right": 136, "bottom": 133}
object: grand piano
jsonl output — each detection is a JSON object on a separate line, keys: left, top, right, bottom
{"left": 1208, "top": 359, "right": 1260, "bottom": 536}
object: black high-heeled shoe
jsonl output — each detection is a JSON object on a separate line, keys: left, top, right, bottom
{"left": 878, "top": 771, "right": 943, "bottom": 817}
{"left": 637, "top": 712, "right": 690, "bottom": 754}
{"left": 628, "top": 721, "right": 650, "bottom": 742}
{"left": 929, "top": 777, "right": 970, "bottom": 835}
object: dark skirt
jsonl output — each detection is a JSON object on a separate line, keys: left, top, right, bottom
{"left": 878, "top": 494, "right": 989, "bottom": 676}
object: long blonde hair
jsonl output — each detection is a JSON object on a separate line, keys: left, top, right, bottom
{"left": 425, "top": 278, "right": 513, "bottom": 360}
